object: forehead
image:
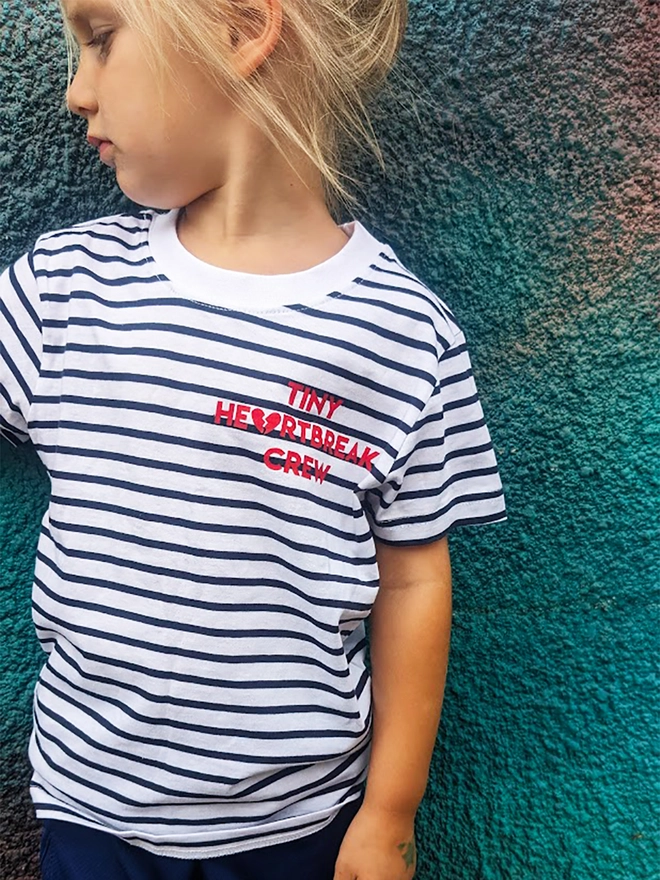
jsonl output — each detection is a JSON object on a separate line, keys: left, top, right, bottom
{"left": 61, "top": 0, "right": 119, "bottom": 24}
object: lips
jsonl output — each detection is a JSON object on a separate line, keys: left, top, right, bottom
{"left": 87, "top": 135, "right": 115, "bottom": 167}
{"left": 87, "top": 135, "right": 108, "bottom": 148}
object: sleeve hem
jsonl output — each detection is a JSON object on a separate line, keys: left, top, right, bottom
{"left": 0, "top": 431, "right": 30, "bottom": 449}
{"left": 372, "top": 512, "right": 508, "bottom": 546}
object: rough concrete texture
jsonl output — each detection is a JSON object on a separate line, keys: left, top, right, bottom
{"left": 1, "top": 0, "right": 658, "bottom": 877}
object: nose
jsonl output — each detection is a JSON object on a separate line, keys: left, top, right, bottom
{"left": 66, "top": 57, "right": 98, "bottom": 118}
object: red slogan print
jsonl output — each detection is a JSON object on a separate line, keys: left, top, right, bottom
{"left": 214, "top": 381, "right": 380, "bottom": 483}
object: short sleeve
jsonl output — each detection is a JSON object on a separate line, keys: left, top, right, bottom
{"left": 0, "top": 252, "right": 42, "bottom": 447}
{"left": 364, "top": 329, "right": 506, "bottom": 544}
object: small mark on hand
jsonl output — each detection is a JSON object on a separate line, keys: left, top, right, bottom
{"left": 397, "top": 839, "right": 416, "bottom": 869}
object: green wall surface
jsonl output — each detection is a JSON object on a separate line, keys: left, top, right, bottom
{"left": 1, "top": 1, "right": 658, "bottom": 878}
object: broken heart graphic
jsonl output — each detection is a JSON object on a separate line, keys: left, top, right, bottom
{"left": 252, "top": 409, "right": 281, "bottom": 435}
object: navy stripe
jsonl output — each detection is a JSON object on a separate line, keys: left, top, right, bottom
{"left": 331, "top": 288, "right": 437, "bottom": 333}
{"left": 331, "top": 290, "right": 453, "bottom": 353}
{"left": 35, "top": 361, "right": 410, "bottom": 439}
{"left": 48, "top": 637, "right": 361, "bottom": 700}
{"left": 354, "top": 667, "right": 370, "bottom": 698}
{"left": 113, "top": 780, "right": 367, "bottom": 839}
{"left": 36, "top": 685, "right": 368, "bottom": 771}
{"left": 50, "top": 493, "right": 375, "bottom": 567}
{"left": 38, "top": 285, "right": 438, "bottom": 388}
{"left": 36, "top": 559, "right": 352, "bottom": 652}
{"left": 209, "top": 309, "right": 437, "bottom": 387}
{"left": 32, "top": 371, "right": 400, "bottom": 464}
{"left": 36, "top": 693, "right": 241, "bottom": 787}
{"left": 10, "top": 261, "right": 41, "bottom": 330}
{"left": 391, "top": 406, "right": 484, "bottom": 471}
{"left": 403, "top": 441, "right": 496, "bottom": 475}
{"left": 0, "top": 384, "right": 24, "bottom": 416}
{"left": 1, "top": 295, "right": 40, "bottom": 372}
{"left": 33, "top": 601, "right": 353, "bottom": 676}
{"left": 438, "top": 367, "right": 473, "bottom": 389}
{"left": 51, "top": 641, "right": 362, "bottom": 718}
{"left": 407, "top": 418, "right": 486, "bottom": 449}
{"left": 44, "top": 470, "right": 373, "bottom": 544}
{"left": 39, "top": 226, "right": 151, "bottom": 250}
{"left": 39, "top": 444, "right": 362, "bottom": 517}
{"left": 0, "top": 421, "right": 26, "bottom": 446}
{"left": 285, "top": 302, "right": 438, "bottom": 357}
{"left": 347, "top": 639, "right": 368, "bottom": 667}
{"left": 33, "top": 722, "right": 235, "bottom": 809}
{"left": 0, "top": 341, "right": 34, "bottom": 402}
{"left": 372, "top": 464, "right": 501, "bottom": 511}
{"left": 41, "top": 315, "right": 427, "bottom": 409}
{"left": 39, "top": 536, "right": 353, "bottom": 629}
{"left": 30, "top": 800, "right": 91, "bottom": 825}
{"left": 352, "top": 277, "right": 452, "bottom": 329}
{"left": 41, "top": 672, "right": 366, "bottom": 752}
{"left": 45, "top": 214, "right": 151, "bottom": 233}
{"left": 444, "top": 417, "right": 486, "bottom": 436}
{"left": 444, "top": 391, "right": 480, "bottom": 413}
{"left": 31, "top": 799, "right": 334, "bottom": 845}
{"left": 36, "top": 693, "right": 368, "bottom": 809}
{"left": 370, "top": 262, "right": 456, "bottom": 323}
{"left": 34, "top": 242, "right": 155, "bottom": 268}
{"left": 35, "top": 265, "right": 162, "bottom": 286}
{"left": 375, "top": 488, "right": 505, "bottom": 529}
{"left": 2, "top": 331, "right": 38, "bottom": 385}
{"left": 32, "top": 725, "right": 368, "bottom": 827}
{"left": 29, "top": 412, "right": 383, "bottom": 487}
{"left": 439, "top": 340, "right": 468, "bottom": 362}
{"left": 36, "top": 747, "right": 366, "bottom": 822}
{"left": 37, "top": 539, "right": 376, "bottom": 610}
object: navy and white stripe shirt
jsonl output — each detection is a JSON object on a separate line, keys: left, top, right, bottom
{"left": 0, "top": 210, "right": 505, "bottom": 857}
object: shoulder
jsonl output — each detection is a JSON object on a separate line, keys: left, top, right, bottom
{"left": 354, "top": 222, "right": 461, "bottom": 359}
{"left": 32, "top": 209, "right": 158, "bottom": 268}
{"left": 36, "top": 209, "right": 157, "bottom": 244}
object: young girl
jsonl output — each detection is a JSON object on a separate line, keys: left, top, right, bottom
{"left": 0, "top": 0, "right": 506, "bottom": 877}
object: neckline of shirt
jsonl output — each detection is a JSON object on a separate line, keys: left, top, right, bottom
{"left": 148, "top": 209, "right": 383, "bottom": 312}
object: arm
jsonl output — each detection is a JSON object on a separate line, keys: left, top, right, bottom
{"left": 334, "top": 536, "right": 452, "bottom": 879}
{"left": 0, "top": 256, "right": 43, "bottom": 448}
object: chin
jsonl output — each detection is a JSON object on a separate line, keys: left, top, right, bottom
{"left": 116, "top": 174, "right": 187, "bottom": 212}
{"left": 121, "top": 191, "right": 182, "bottom": 211}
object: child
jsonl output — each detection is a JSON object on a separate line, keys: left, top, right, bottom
{"left": 0, "top": 0, "right": 506, "bottom": 877}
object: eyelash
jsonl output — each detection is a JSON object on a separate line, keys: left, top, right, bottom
{"left": 85, "top": 31, "right": 113, "bottom": 57}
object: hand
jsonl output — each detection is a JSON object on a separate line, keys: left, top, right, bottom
{"left": 333, "top": 803, "right": 417, "bottom": 879}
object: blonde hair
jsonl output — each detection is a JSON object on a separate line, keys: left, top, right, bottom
{"left": 63, "top": 0, "right": 407, "bottom": 208}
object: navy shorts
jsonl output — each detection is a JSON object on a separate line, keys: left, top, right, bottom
{"left": 39, "top": 799, "right": 362, "bottom": 880}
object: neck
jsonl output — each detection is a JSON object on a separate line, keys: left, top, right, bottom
{"left": 176, "top": 132, "right": 348, "bottom": 275}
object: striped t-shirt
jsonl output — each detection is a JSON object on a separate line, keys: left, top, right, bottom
{"left": 0, "top": 210, "right": 505, "bottom": 857}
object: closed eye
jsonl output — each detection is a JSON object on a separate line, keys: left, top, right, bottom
{"left": 85, "top": 30, "right": 113, "bottom": 57}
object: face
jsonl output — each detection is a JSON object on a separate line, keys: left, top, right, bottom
{"left": 62, "top": 0, "right": 240, "bottom": 208}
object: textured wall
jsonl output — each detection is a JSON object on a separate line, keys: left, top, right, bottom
{"left": 1, "top": 1, "right": 658, "bottom": 878}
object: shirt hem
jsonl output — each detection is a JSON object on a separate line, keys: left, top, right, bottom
{"left": 35, "top": 794, "right": 363, "bottom": 860}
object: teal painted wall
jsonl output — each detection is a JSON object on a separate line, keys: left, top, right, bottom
{"left": 1, "top": 0, "right": 658, "bottom": 877}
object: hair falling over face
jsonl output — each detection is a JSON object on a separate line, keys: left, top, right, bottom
{"left": 62, "top": 0, "right": 408, "bottom": 209}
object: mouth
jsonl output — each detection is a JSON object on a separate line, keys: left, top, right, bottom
{"left": 87, "top": 135, "right": 115, "bottom": 167}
